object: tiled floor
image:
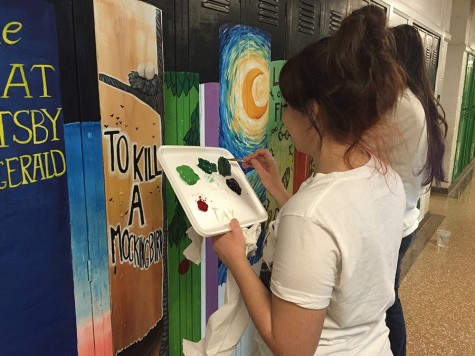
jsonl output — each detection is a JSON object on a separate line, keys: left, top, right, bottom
{"left": 399, "top": 177, "right": 475, "bottom": 355}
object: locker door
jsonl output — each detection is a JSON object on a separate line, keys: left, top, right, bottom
{"left": 287, "top": 0, "right": 323, "bottom": 57}
{"left": 415, "top": 26, "right": 431, "bottom": 79}
{"left": 465, "top": 55, "right": 475, "bottom": 166}
{"left": 186, "top": 0, "right": 242, "bottom": 82}
{"left": 153, "top": 0, "right": 177, "bottom": 71}
{"left": 453, "top": 54, "right": 475, "bottom": 180}
{"left": 321, "top": 0, "right": 348, "bottom": 37}
{"left": 244, "top": 0, "right": 286, "bottom": 60}
{"left": 415, "top": 24, "right": 440, "bottom": 93}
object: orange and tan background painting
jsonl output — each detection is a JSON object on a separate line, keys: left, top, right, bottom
{"left": 94, "top": 0, "right": 165, "bottom": 353}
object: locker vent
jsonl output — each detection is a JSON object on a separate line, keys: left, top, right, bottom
{"left": 298, "top": 0, "right": 316, "bottom": 35}
{"left": 258, "top": 0, "right": 279, "bottom": 26}
{"left": 328, "top": 9, "right": 343, "bottom": 34}
{"left": 425, "top": 47, "right": 431, "bottom": 63}
{"left": 432, "top": 49, "right": 438, "bottom": 66}
{"left": 201, "top": 0, "right": 230, "bottom": 14}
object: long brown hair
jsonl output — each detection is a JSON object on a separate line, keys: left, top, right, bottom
{"left": 279, "top": 5, "right": 406, "bottom": 169}
{"left": 391, "top": 24, "right": 448, "bottom": 186}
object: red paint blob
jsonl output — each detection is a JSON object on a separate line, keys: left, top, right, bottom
{"left": 197, "top": 197, "right": 208, "bottom": 212}
{"left": 178, "top": 258, "right": 190, "bottom": 275}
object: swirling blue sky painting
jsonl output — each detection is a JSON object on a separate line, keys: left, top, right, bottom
{"left": 219, "top": 24, "right": 271, "bottom": 161}
{"left": 218, "top": 25, "right": 270, "bottom": 281}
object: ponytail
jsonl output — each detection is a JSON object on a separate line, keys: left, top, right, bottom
{"left": 280, "top": 5, "right": 406, "bottom": 167}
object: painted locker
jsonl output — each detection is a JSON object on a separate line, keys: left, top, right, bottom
{"left": 0, "top": 1, "right": 78, "bottom": 354}
{"left": 453, "top": 53, "right": 475, "bottom": 180}
{"left": 56, "top": 0, "right": 170, "bottom": 354}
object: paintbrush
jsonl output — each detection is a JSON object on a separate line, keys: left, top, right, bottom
{"left": 227, "top": 157, "right": 274, "bottom": 163}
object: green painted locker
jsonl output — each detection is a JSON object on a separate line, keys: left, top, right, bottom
{"left": 453, "top": 53, "right": 475, "bottom": 181}
{"left": 163, "top": 72, "right": 201, "bottom": 355}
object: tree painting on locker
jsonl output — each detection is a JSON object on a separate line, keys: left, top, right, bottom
{"left": 219, "top": 24, "right": 270, "bottom": 282}
{"left": 93, "top": 0, "right": 165, "bottom": 354}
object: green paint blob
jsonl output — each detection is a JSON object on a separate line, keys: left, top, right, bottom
{"left": 176, "top": 165, "right": 200, "bottom": 185}
{"left": 218, "top": 156, "right": 231, "bottom": 177}
{"left": 197, "top": 158, "right": 217, "bottom": 174}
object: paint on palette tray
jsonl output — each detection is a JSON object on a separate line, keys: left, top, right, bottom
{"left": 226, "top": 178, "right": 242, "bottom": 195}
{"left": 176, "top": 165, "right": 200, "bottom": 185}
{"left": 197, "top": 197, "right": 209, "bottom": 212}
{"left": 218, "top": 156, "right": 231, "bottom": 177}
{"left": 197, "top": 158, "right": 217, "bottom": 174}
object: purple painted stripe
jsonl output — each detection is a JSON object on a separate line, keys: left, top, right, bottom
{"left": 204, "top": 83, "right": 220, "bottom": 148}
{"left": 204, "top": 82, "right": 220, "bottom": 321}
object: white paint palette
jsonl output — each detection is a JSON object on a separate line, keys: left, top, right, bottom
{"left": 158, "top": 145, "right": 268, "bottom": 236}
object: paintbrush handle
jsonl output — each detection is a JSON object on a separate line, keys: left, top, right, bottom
{"left": 228, "top": 158, "right": 273, "bottom": 163}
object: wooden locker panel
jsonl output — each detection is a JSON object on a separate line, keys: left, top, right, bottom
{"left": 244, "top": 0, "right": 286, "bottom": 59}
{"left": 321, "top": 0, "right": 348, "bottom": 37}
{"left": 186, "top": 0, "right": 242, "bottom": 82}
{"left": 287, "top": 0, "right": 322, "bottom": 57}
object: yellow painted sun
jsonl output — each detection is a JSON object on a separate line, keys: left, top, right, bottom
{"left": 231, "top": 55, "right": 269, "bottom": 138}
{"left": 242, "top": 68, "right": 268, "bottom": 119}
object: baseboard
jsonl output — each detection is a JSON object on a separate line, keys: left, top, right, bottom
{"left": 430, "top": 186, "right": 448, "bottom": 195}
{"left": 431, "top": 159, "right": 475, "bottom": 198}
{"left": 400, "top": 212, "right": 445, "bottom": 281}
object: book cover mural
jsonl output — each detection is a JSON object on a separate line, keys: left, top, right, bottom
{"left": 0, "top": 0, "right": 78, "bottom": 354}
{"left": 218, "top": 24, "right": 271, "bottom": 282}
{"left": 266, "top": 60, "right": 294, "bottom": 223}
{"left": 93, "top": 0, "right": 166, "bottom": 353}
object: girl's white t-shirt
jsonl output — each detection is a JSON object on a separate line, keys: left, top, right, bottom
{"left": 391, "top": 88, "right": 428, "bottom": 236}
{"left": 257, "top": 158, "right": 405, "bottom": 355}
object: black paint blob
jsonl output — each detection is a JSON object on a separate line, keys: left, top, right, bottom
{"left": 226, "top": 178, "right": 242, "bottom": 195}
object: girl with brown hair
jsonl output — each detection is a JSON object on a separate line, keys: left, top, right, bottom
{"left": 386, "top": 24, "right": 448, "bottom": 356}
{"left": 212, "top": 6, "right": 406, "bottom": 354}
